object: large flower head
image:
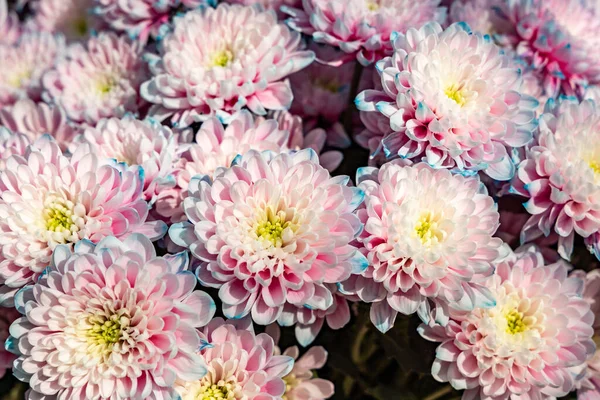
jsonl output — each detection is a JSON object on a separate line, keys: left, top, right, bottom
{"left": 80, "top": 115, "right": 179, "bottom": 202}
{"left": 0, "top": 307, "right": 19, "bottom": 379}
{"left": 30, "top": 0, "right": 100, "bottom": 41}
{"left": 284, "top": 0, "right": 447, "bottom": 65}
{"left": 0, "top": 99, "right": 77, "bottom": 151}
{"left": 169, "top": 149, "right": 366, "bottom": 326}
{"left": 43, "top": 32, "right": 148, "bottom": 126}
{"left": 0, "top": 32, "right": 65, "bottom": 108}
{"left": 141, "top": 3, "right": 315, "bottom": 128}
{"left": 0, "top": 0, "right": 21, "bottom": 45}
{"left": 512, "top": 99, "right": 600, "bottom": 260}
{"left": 340, "top": 160, "right": 506, "bottom": 333}
{"left": 154, "top": 110, "right": 291, "bottom": 223}
{"left": 355, "top": 22, "right": 538, "bottom": 181}
{"left": 419, "top": 245, "right": 596, "bottom": 399}
{"left": 0, "top": 138, "right": 167, "bottom": 306}
{"left": 266, "top": 324, "right": 335, "bottom": 400}
{"left": 8, "top": 234, "right": 216, "bottom": 399}
{"left": 176, "top": 317, "right": 294, "bottom": 400}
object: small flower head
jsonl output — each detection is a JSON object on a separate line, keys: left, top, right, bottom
{"left": 141, "top": 3, "right": 315, "bottom": 128}
{"left": 341, "top": 160, "right": 506, "bottom": 332}
{"left": 169, "top": 149, "right": 365, "bottom": 326}
{"left": 30, "top": 0, "right": 100, "bottom": 40}
{"left": 43, "top": 32, "right": 148, "bottom": 126}
{"left": 355, "top": 22, "right": 538, "bottom": 180}
{"left": 0, "top": 138, "right": 167, "bottom": 306}
{"left": 0, "top": 127, "right": 30, "bottom": 169}
{"left": 8, "top": 234, "right": 216, "bottom": 399}
{"left": 419, "top": 245, "right": 596, "bottom": 399}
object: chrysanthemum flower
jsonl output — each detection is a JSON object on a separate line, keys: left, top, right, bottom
{"left": 141, "top": 3, "right": 314, "bottom": 128}
{"left": 279, "top": 283, "right": 351, "bottom": 346}
{"left": 356, "top": 22, "right": 538, "bottom": 181}
{"left": 0, "top": 99, "right": 76, "bottom": 152}
{"left": 169, "top": 149, "right": 366, "bottom": 325}
{"left": 80, "top": 115, "right": 179, "bottom": 202}
{"left": 8, "top": 234, "right": 216, "bottom": 399}
{"left": 419, "top": 245, "right": 596, "bottom": 399}
{"left": 0, "top": 0, "right": 21, "bottom": 45}
{"left": 448, "top": 0, "right": 508, "bottom": 37}
{"left": 0, "top": 138, "right": 167, "bottom": 306}
{"left": 224, "top": 0, "right": 300, "bottom": 17}
{"left": 176, "top": 317, "right": 293, "bottom": 400}
{"left": 340, "top": 161, "right": 505, "bottom": 333}
{"left": 0, "top": 307, "right": 19, "bottom": 379}
{"left": 266, "top": 324, "right": 335, "bottom": 399}
{"left": 30, "top": 0, "right": 100, "bottom": 41}
{"left": 283, "top": 0, "right": 447, "bottom": 65}
{"left": 512, "top": 99, "right": 600, "bottom": 260}
{"left": 43, "top": 32, "right": 147, "bottom": 126}
{"left": 497, "top": 0, "right": 600, "bottom": 98}
{"left": 0, "top": 32, "right": 65, "bottom": 108}
{"left": 0, "top": 128, "right": 30, "bottom": 170}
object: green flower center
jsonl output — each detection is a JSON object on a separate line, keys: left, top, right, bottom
{"left": 44, "top": 203, "right": 74, "bottom": 232}
{"left": 505, "top": 309, "right": 528, "bottom": 334}
{"left": 445, "top": 84, "right": 467, "bottom": 106}
{"left": 72, "top": 17, "right": 88, "bottom": 37}
{"left": 314, "top": 78, "right": 341, "bottom": 93}
{"left": 198, "top": 384, "right": 231, "bottom": 399}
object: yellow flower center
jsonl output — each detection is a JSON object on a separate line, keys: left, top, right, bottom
{"left": 44, "top": 202, "right": 75, "bottom": 233}
{"left": 366, "top": 1, "right": 380, "bottom": 11}
{"left": 414, "top": 211, "right": 443, "bottom": 245}
{"left": 589, "top": 160, "right": 600, "bottom": 175}
{"left": 255, "top": 208, "right": 291, "bottom": 248}
{"left": 210, "top": 49, "right": 234, "bottom": 68}
{"left": 7, "top": 70, "right": 32, "bottom": 88}
{"left": 196, "top": 383, "right": 235, "bottom": 400}
{"left": 445, "top": 84, "right": 467, "bottom": 107}
{"left": 505, "top": 309, "right": 528, "bottom": 334}
{"left": 282, "top": 373, "right": 300, "bottom": 399}
{"left": 85, "top": 313, "right": 127, "bottom": 356}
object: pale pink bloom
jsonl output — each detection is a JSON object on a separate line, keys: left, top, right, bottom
{"left": 495, "top": 0, "right": 600, "bottom": 98}
{"left": 0, "top": 99, "right": 77, "bottom": 152}
{"left": 575, "top": 270, "right": 600, "bottom": 399}
{"left": 8, "top": 234, "right": 216, "bottom": 399}
{"left": 176, "top": 317, "right": 294, "bottom": 400}
{"left": 419, "top": 245, "right": 596, "bottom": 400}
{"left": 284, "top": 0, "right": 446, "bottom": 65}
{"left": 448, "top": 0, "right": 509, "bottom": 37}
{"left": 340, "top": 161, "right": 506, "bottom": 333}
{"left": 154, "top": 110, "right": 292, "bottom": 223}
{"left": 266, "top": 324, "right": 335, "bottom": 399}
{"left": 0, "top": 32, "right": 65, "bottom": 107}
{"left": 169, "top": 149, "right": 366, "bottom": 326}
{"left": 30, "top": 0, "right": 100, "bottom": 41}
{"left": 0, "top": 0, "right": 21, "bottom": 45}
{"left": 141, "top": 3, "right": 315, "bottom": 128}
{"left": 80, "top": 115, "right": 179, "bottom": 202}
{"left": 0, "top": 307, "right": 19, "bottom": 379}
{"left": 0, "top": 138, "right": 167, "bottom": 307}
{"left": 43, "top": 32, "right": 148, "bottom": 126}
{"left": 223, "top": 0, "right": 301, "bottom": 18}
{"left": 0, "top": 128, "right": 30, "bottom": 170}
{"left": 512, "top": 99, "right": 600, "bottom": 260}
{"left": 356, "top": 22, "right": 538, "bottom": 181}
{"left": 279, "top": 284, "right": 351, "bottom": 346}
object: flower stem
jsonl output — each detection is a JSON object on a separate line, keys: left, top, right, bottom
{"left": 423, "top": 385, "right": 454, "bottom": 400}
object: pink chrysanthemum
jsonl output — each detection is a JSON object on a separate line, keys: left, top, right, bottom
{"left": 169, "top": 149, "right": 366, "bottom": 326}
{"left": 0, "top": 307, "right": 19, "bottom": 379}
{"left": 340, "top": 161, "right": 506, "bottom": 333}
{"left": 30, "top": 0, "right": 101, "bottom": 41}
{"left": 0, "top": 99, "right": 77, "bottom": 151}
{"left": 0, "top": 0, "right": 21, "bottom": 45}
{"left": 356, "top": 22, "right": 538, "bottom": 181}
{"left": 279, "top": 283, "right": 351, "bottom": 346}
{"left": 284, "top": 0, "right": 447, "bottom": 65}
{"left": 0, "top": 32, "right": 65, "bottom": 108}
{"left": 0, "top": 128, "right": 30, "bottom": 170}
{"left": 43, "top": 32, "right": 148, "bottom": 126}
{"left": 497, "top": 0, "right": 600, "bottom": 98}
{"left": 153, "top": 110, "right": 292, "bottom": 223}
{"left": 8, "top": 234, "right": 216, "bottom": 399}
{"left": 419, "top": 245, "right": 596, "bottom": 400}
{"left": 0, "top": 138, "right": 167, "bottom": 306}
{"left": 80, "top": 115, "right": 179, "bottom": 202}
{"left": 223, "top": 0, "right": 301, "bottom": 18}
{"left": 267, "top": 324, "right": 335, "bottom": 399}
{"left": 176, "top": 317, "right": 294, "bottom": 400}
{"left": 448, "top": 0, "right": 509, "bottom": 37}
{"left": 141, "top": 3, "right": 314, "bottom": 128}
{"left": 512, "top": 99, "right": 600, "bottom": 260}
{"left": 576, "top": 270, "right": 600, "bottom": 399}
